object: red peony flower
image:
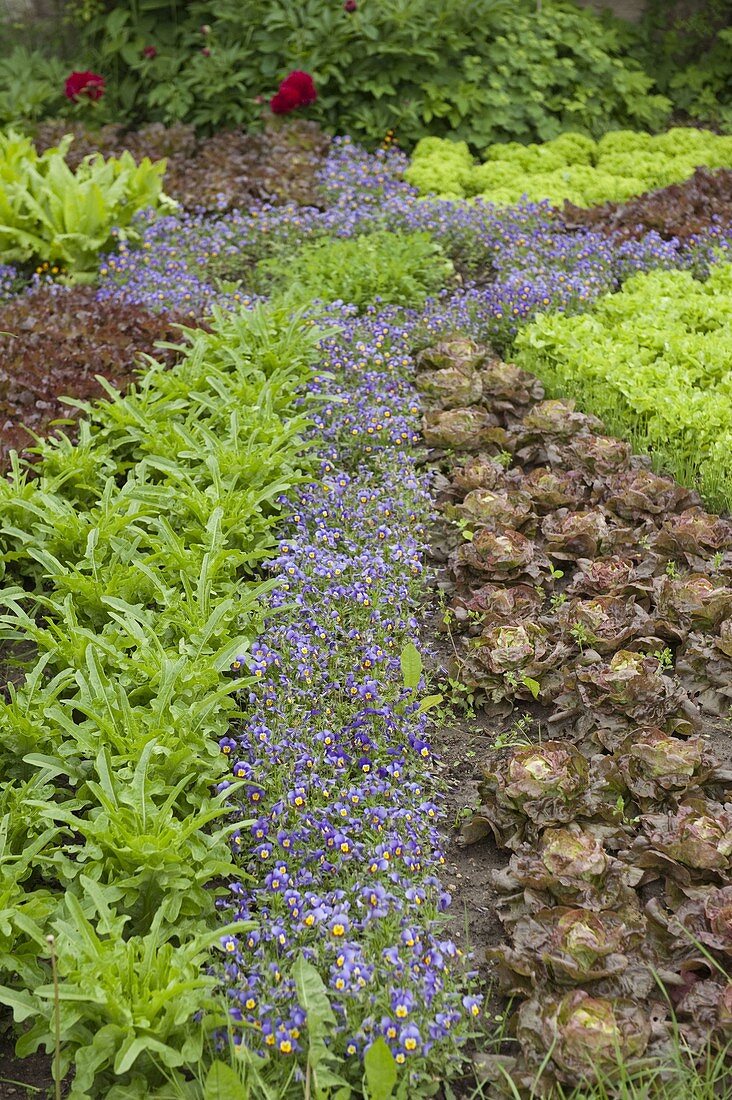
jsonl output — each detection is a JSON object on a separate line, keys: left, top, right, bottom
{"left": 201, "top": 47, "right": 211, "bottom": 56}
{"left": 270, "top": 86, "right": 301, "bottom": 115}
{"left": 280, "top": 70, "right": 317, "bottom": 106}
{"left": 142, "top": 45, "right": 157, "bottom": 59}
{"left": 269, "top": 70, "right": 317, "bottom": 115}
{"left": 344, "top": 0, "right": 357, "bottom": 10}
{"left": 64, "top": 70, "right": 105, "bottom": 102}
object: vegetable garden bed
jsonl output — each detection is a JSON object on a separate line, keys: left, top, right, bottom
{"left": 1, "top": 122, "right": 732, "bottom": 1099}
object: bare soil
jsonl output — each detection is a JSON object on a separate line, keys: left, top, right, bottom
{"left": 0, "top": 1030, "right": 63, "bottom": 1099}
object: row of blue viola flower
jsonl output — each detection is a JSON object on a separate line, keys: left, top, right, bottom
{"left": 211, "top": 306, "right": 480, "bottom": 1087}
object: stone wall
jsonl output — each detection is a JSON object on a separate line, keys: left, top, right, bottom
{"left": 1, "top": 0, "right": 61, "bottom": 19}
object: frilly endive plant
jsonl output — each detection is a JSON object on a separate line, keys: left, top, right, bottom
{"left": 515, "top": 263, "right": 732, "bottom": 514}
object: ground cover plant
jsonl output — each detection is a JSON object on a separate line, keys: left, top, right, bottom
{"left": 93, "top": 136, "right": 731, "bottom": 352}
{"left": 419, "top": 337, "right": 732, "bottom": 1095}
{"left": 257, "top": 230, "right": 454, "bottom": 309}
{"left": 211, "top": 305, "right": 482, "bottom": 1097}
{"left": 406, "top": 129, "right": 732, "bottom": 206}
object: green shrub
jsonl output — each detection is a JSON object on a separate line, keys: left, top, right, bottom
{"left": 514, "top": 263, "right": 732, "bottom": 512}
{"left": 0, "top": 129, "right": 170, "bottom": 279}
{"left": 68, "top": 0, "right": 669, "bottom": 147}
{"left": 0, "top": 47, "right": 66, "bottom": 128}
{"left": 406, "top": 128, "right": 732, "bottom": 206}
{"left": 634, "top": 1, "right": 732, "bottom": 130}
{"left": 668, "top": 28, "right": 732, "bottom": 132}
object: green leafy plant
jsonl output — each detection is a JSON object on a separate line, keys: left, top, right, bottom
{"left": 493, "top": 713, "right": 534, "bottom": 750}
{"left": 515, "top": 263, "right": 732, "bottom": 512}
{"left": 259, "top": 231, "right": 454, "bottom": 312}
{"left": 0, "top": 301, "right": 321, "bottom": 1095}
{"left": 668, "top": 28, "right": 732, "bottom": 130}
{"left": 31, "top": 743, "right": 249, "bottom": 927}
{"left": 635, "top": 0, "right": 732, "bottom": 130}
{"left": 0, "top": 129, "right": 170, "bottom": 278}
{"left": 0, "top": 282, "right": 190, "bottom": 468}
{"left": 651, "top": 646, "right": 674, "bottom": 671}
{"left": 67, "top": 0, "right": 668, "bottom": 147}
{"left": 73, "top": 0, "right": 511, "bottom": 138}
{"left": 0, "top": 47, "right": 66, "bottom": 127}
{"left": 406, "top": 127, "right": 732, "bottom": 206}
{"left": 0, "top": 895, "right": 246, "bottom": 1098}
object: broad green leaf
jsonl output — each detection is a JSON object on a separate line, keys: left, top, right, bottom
{"left": 0, "top": 985, "right": 36, "bottom": 1021}
{"left": 400, "top": 642, "right": 423, "bottom": 690}
{"left": 204, "top": 1061, "right": 250, "bottom": 1100}
{"left": 113, "top": 1033, "right": 174, "bottom": 1074}
{"left": 522, "top": 676, "right": 541, "bottom": 700}
{"left": 293, "top": 954, "right": 336, "bottom": 1032}
{"left": 364, "top": 1037, "right": 398, "bottom": 1100}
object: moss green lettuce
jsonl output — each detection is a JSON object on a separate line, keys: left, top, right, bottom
{"left": 406, "top": 128, "right": 732, "bottom": 207}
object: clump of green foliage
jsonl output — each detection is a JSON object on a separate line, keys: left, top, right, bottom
{"left": 259, "top": 230, "right": 454, "bottom": 311}
{"left": 635, "top": 0, "right": 732, "bottom": 131}
{"left": 406, "top": 128, "right": 732, "bottom": 206}
{"left": 0, "top": 47, "right": 67, "bottom": 128}
{"left": 667, "top": 28, "right": 732, "bottom": 131}
{"left": 0, "top": 301, "right": 319, "bottom": 1096}
{"left": 0, "top": 129, "right": 170, "bottom": 279}
{"left": 514, "top": 263, "right": 732, "bottom": 512}
{"left": 44, "top": 0, "right": 670, "bottom": 147}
